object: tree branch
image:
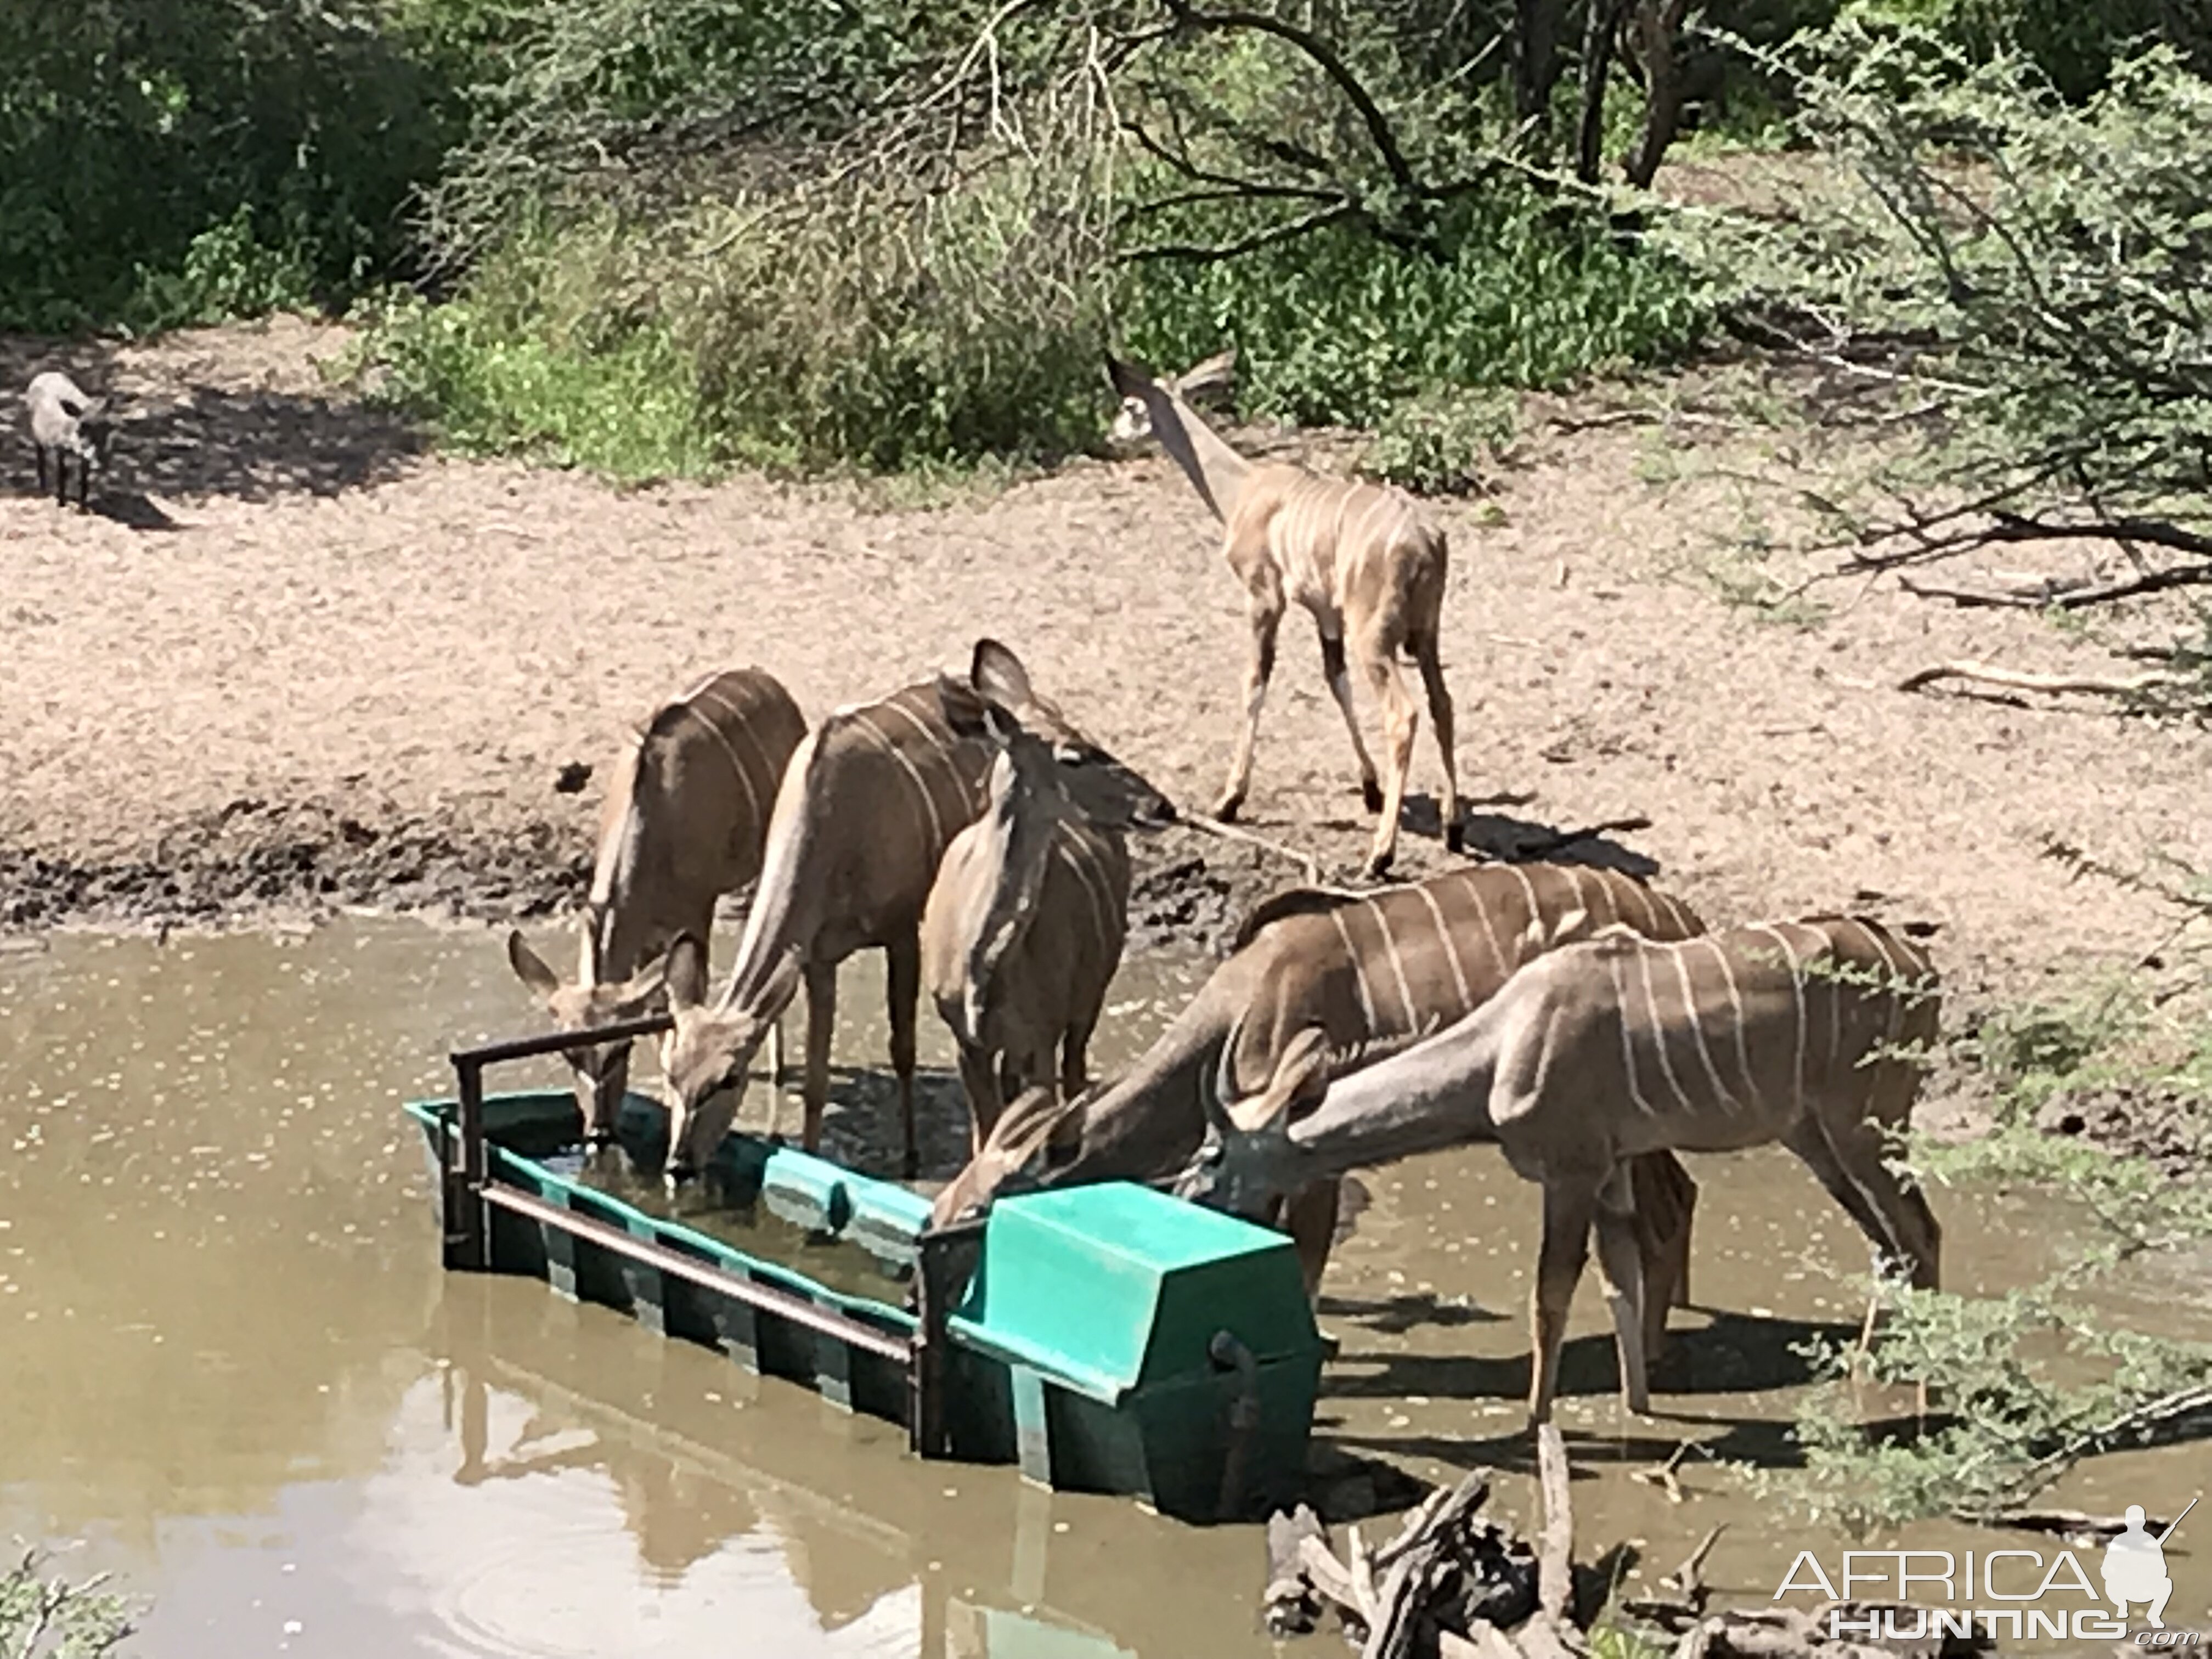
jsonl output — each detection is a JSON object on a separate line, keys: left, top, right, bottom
{"left": 1160, "top": 0, "right": 1421, "bottom": 198}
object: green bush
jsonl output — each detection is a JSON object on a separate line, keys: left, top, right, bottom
{"left": 0, "top": 0, "right": 461, "bottom": 333}
{"left": 1118, "top": 191, "right": 1709, "bottom": 430}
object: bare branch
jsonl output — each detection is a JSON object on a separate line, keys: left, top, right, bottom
{"left": 1896, "top": 659, "right": 2191, "bottom": 699}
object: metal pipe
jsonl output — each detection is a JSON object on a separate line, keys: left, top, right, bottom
{"left": 449, "top": 1012, "right": 674, "bottom": 1070}
{"left": 453, "top": 1054, "right": 488, "bottom": 1271}
{"left": 481, "top": 1183, "right": 914, "bottom": 1364}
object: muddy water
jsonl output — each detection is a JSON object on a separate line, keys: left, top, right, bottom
{"left": 1, "top": 917, "right": 2207, "bottom": 1657}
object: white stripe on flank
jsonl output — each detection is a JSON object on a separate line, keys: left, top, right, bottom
{"left": 1637, "top": 942, "right": 1697, "bottom": 1114}
{"left": 1709, "top": 938, "right": 1758, "bottom": 1109}
{"left": 875, "top": 693, "right": 979, "bottom": 819}
{"left": 1608, "top": 950, "right": 1657, "bottom": 1117}
{"left": 845, "top": 706, "right": 946, "bottom": 850}
{"left": 1370, "top": 902, "right": 1416, "bottom": 1030}
{"left": 1617, "top": 872, "right": 1660, "bottom": 936}
{"left": 1673, "top": 943, "right": 1735, "bottom": 1108}
{"left": 1503, "top": 863, "right": 1543, "bottom": 961}
{"left": 674, "top": 692, "right": 763, "bottom": 828}
{"left": 1330, "top": 907, "right": 1379, "bottom": 1031}
{"left": 1752, "top": 923, "right": 1808, "bottom": 1118}
{"left": 1413, "top": 884, "right": 1473, "bottom": 1017}
{"left": 1465, "top": 871, "right": 1510, "bottom": 985}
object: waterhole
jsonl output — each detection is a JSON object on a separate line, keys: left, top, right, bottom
{"left": 1, "top": 916, "right": 2205, "bottom": 1656}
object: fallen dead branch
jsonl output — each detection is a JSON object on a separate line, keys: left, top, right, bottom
{"left": 1172, "top": 811, "right": 1330, "bottom": 887}
{"left": 1263, "top": 1435, "right": 1991, "bottom": 1659}
{"left": 1895, "top": 659, "right": 2191, "bottom": 701}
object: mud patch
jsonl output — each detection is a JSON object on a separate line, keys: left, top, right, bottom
{"left": 2036, "top": 1081, "right": 2212, "bottom": 1176}
{"left": 0, "top": 804, "right": 1289, "bottom": 955}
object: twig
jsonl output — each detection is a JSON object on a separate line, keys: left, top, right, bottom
{"left": 1896, "top": 659, "right": 2190, "bottom": 699}
{"left": 1662, "top": 1523, "right": 1726, "bottom": 1607}
{"left": 1536, "top": 1423, "right": 1575, "bottom": 1626}
{"left": 1173, "top": 811, "right": 1327, "bottom": 885}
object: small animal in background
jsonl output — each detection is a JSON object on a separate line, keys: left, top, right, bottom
{"left": 25, "top": 370, "right": 115, "bottom": 509}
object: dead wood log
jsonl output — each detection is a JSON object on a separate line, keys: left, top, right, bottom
{"left": 1992, "top": 1504, "right": 2177, "bottom": 1544}
{"left": 1266, "top": 1504, "right": 1330, "bottom": 1635}
{"left": 1536, "top": 1424, "right": 1574, "bottom": 1626}
{"left": 1895, "top": 658, "right": 2189, "bottom": 699}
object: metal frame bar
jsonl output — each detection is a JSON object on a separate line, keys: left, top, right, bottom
{"left": 438, "top": 1012, "right": 964, "bottom": 1454}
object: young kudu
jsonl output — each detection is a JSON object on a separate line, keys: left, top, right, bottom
{"left": 1174, "top": 915, "right": 1944, "bottom": 1429}
{"left": 654, "top": 640, "right": 1128, "bottom": 1185}
{"left": 505, "top": 667, "right": 806, "bottom": 1146}
{"left": 919, "top": 682, "right": 1176, "bottom": 1156}
{"left": 930, "top": 862, "right": 1708, "bottom": 1357}
{"left": 1107, "top": 351, "right": 1458, "bottom": 877}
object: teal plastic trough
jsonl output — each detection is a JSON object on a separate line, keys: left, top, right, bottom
{"left": 405, "top": 1076, "right": 1325, "bottom": 1523}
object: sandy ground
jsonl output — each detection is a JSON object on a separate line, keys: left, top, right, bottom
{"left": 5, "top": 317, "right": 2209, "bottom": 1073}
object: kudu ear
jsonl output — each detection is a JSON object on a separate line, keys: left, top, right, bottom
{"left": 1103, "top": 353, "right": 1149, "bottom": 399}
{"left": 1175, "top": 347, "right": 1238, "bottom": 401}
{"left": 611, "top": 949, "right": 673, "bottom": 1017}
{"left": 1257, "top": 1026, "right": 1334, "bottom": 1129}
{"left": 1518, "top": 905, "right": 1590, "bottom": 960}
{"left": 663, "top": 933, "right": 710, "bottom": 1012}
{"left": 970, "top": 638, "right": 1035, "bottom": 713}
{"left": 507, "top": 929, "right": 563, "bottom": 999}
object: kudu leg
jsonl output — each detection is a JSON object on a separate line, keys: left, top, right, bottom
{"left": 1592, "top": 1165, "right": 1651, "bottom": 1417}
{"left": 798, "top": 960, "right": 838, "bottom": 1151}
{"left": 955, "top": 1046, "right": 1002, "bottom": 1160}
{"left": 1282, "top": 1179, "right": 1342, "bottom": 1301}
{"left": 1528, "top": 1176, "right": 1601, "bottom": 1429}
{"left": 1212, "top": 585, "right": 1283, "bottom": 825}
{"left": 1318, "top": 630, "right": 1384, "bottom": 814}
{"left": 1409, "top": 630, "right": 1462, "bottom": 854}
{"left": 1354, "top": 627, "right": 1419, "bottom": 878}
{"left": 1059, "top": 1019, "right": 1093, "bottom": 1099}
{"left": 886, "top": 933, "right": 922, "bottom": 1179}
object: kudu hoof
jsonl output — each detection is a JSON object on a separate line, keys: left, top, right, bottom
{"left": 1210, "top": 794, "right": 1245, "bottom": 825}
{"left": 1362, "top": 849, "right": 1396, "bottom": 881}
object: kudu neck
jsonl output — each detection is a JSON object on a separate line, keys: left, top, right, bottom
{"left": 1146, "top": 390, "right": 1250, "bottom": 523}
{"left": 1282, "top": 1019, "right": 1506, "bottom": 1178}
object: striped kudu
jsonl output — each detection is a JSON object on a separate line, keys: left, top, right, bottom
{"left": 930, "top": 862, "right": 1708, "bottom": 1355}
{"left": 1107, "top": 352, "right": 1458, "bottom": 877}
{"left": 919, "top": 680, "right": 1176, "bottom": 1156}
{"left": 655, "top": 640, "right": 1126, "bottom": 1185}
{"left": 506, "top": 667, "right": 806, "bottom": 1146}
{"left": 1175, "top": 915, "right": 1945, "bottom": 1428}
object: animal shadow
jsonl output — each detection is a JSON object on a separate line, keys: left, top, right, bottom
{"left": 1457, "top": 804, "right": 1660, "bottom": 878}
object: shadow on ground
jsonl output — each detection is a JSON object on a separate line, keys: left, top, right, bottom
{"left": 2, "top": 336, "right": 424, "bottom": 507}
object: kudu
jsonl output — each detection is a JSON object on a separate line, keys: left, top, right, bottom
{"left": 505, "top": 667, "right": 806, "bottom": 1147}
{"left": 26, "top": 370, "right": 115, "bottom": 508}
{"left": 1174, "top": 915, "right": 1944, "bottom": 1428}
{"left": 656, "top": 639, "right": 1126, "bottom": 1185}
{"left": 1107, "top": 350, "right": 1458, "bottom": 876}
{"left": 919, "top": 682, "right": 1176, "bottom": 1156}
{"left": 930, "top": 862, "right": 1709, "bottom": 1355}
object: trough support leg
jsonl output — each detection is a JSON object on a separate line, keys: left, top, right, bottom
{"left": 813, "top": 1321, "right": 854, "bottom": 1412}
{"left": 1011, "top": 1366, "right": 1054, "bottom": 1489}
{"left": 450, "top": 1056, "right": 490, "bottom": 1272}
{"left": 911, "top": 1221, "right": 984, "bottom": 1461}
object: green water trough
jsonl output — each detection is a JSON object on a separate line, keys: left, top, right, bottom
{"left": 405, "top": 1015, "right": 1327, "bottom": 1523}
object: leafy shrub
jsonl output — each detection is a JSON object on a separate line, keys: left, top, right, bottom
{"left": 1358, "top": 387, "right": 1519, "bottom": 494}
{"left": 0, "top": 0, "right": 460, "bottom": 333}
{"left": 1118, "top": 191, "right": 1709, "bottom": 431}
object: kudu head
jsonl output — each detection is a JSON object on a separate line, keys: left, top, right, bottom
{"left": 505, "top": 914, "right": 673, "bottom": 1146}
{"left": 928, "top": 1084, "right": 1090, "bottom": 1229}
{"left": 937, "top": 639, "right": 1177, "bottom": 837}
{"left": 1105, "top": 348, "right": 1237, "bottom": 447}
{"left": 1171, "top": 1015, "right": 1328, "bottom": 1219}
{"left": 655, "top": 932, "right": 798, "bottom": 1189}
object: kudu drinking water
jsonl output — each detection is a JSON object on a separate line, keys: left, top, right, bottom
{"left": 918, "top": 676, "right": 1176, "bottom": 1155}
{"left": 1173, "top": 914, "right": 1944, "bottom": 1428}
{"left": 505, "top": 667, "right": 806, "bottom": 1145}
{"left": 931, "top": 862, "right": 1709, "bottom": 1352}
{"left": 1107, "top": 349, "right": 1458, "bottom": 876}
{"left": 655, "top": 639, "right": 1133, "bottom": 1185}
